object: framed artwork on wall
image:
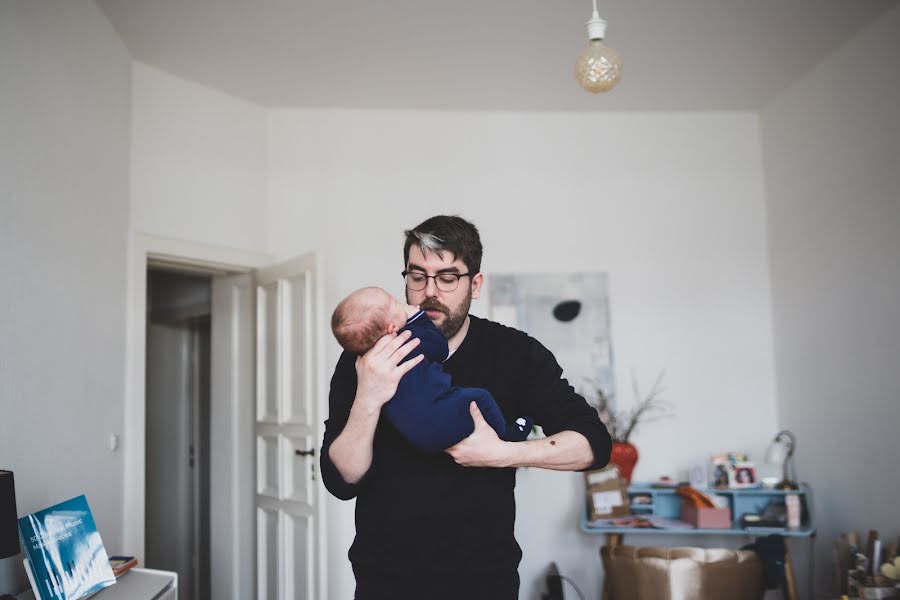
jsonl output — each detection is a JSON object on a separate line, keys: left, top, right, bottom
{"left": 488, "top": 272, "right": 614, "bottom": 402}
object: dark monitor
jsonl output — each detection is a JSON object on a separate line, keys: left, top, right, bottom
{"left": 0, "top": 471, "right": 19, "bottom": 560}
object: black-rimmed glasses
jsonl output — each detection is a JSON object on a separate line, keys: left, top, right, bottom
{"left": 402, "top": 270, "right": 472, "bottom": 292}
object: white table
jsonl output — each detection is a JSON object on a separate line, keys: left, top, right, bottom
{"left": 16, "top": 568, "right": 177, "bottom": 600}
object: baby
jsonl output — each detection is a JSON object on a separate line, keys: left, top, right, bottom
{"left": 331, "top": 287, "right": 532, "bottom": 452}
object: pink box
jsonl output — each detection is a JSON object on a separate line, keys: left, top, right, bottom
{"left": 681, "top": 505, "right": 732, "bottom": 529}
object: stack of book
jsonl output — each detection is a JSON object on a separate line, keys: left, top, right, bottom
{"left": 108, "top": 556, "right": 137, "bottom": 579}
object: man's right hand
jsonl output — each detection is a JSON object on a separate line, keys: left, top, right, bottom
{"left": 329, "top": 331, "right": 423, "bottom": 485}
{"left": 354, "top": 330, "right": 423, "bottom": 412}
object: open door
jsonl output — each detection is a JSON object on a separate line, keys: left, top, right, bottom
{"left": 132, "top": 236, "right": 323, "bottom": 600}
{"left": 253, "top": 253, "right": 320, "bottom": 600}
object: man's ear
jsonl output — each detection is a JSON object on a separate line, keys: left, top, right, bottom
{"left": 471, "top": 272, "right": 484, "bottom": 300}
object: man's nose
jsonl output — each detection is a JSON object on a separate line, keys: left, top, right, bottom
{"left": 423, "top": 277, "right": 440, "bottom": 298}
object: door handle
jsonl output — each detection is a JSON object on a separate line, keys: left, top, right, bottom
{"left": 295, "top": 449, "right": 316, "bottom": 457}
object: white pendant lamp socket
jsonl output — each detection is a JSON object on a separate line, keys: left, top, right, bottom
{"left": 575, "top": 0, "right": 622, "bottom": 93}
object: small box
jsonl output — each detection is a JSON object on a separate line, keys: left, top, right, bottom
{"left": 585, "top": 466, "right": 630, "bottom": 521}
{"left": 681, "top": 504, "right": 731, "bottom": 529}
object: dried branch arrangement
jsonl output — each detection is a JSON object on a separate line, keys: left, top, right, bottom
{"left": 587, "top": 371, "right": 673, "bottom": 443}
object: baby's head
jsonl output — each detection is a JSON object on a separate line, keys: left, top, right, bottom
{"left": 331, "top": 287, "right": 418, "bottom": 354}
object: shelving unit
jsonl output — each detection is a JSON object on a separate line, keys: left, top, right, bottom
{"left": 583, "top": 483, "right": 817, "bottom": 600}
{"left": 581, "top": 482, "right": 815, "bottom": 537}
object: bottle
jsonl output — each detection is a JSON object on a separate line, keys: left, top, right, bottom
{"left": 786, "top": 494, "right": 801, "bottom": 528}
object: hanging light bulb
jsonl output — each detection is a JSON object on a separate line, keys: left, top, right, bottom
{"left": 575, "top": 0, "right": 622, "bottom": 93}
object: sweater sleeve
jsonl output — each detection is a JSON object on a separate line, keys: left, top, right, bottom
{"left": 519, "top": 336, "right": 612, "bottom": 471}
{"left": 320, "top": 351, "right": 372, "bottom": 500}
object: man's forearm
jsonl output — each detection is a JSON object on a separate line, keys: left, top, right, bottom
{"left": 503, "top": 430, "right": 595, "bottom": 471}
{"left": 327, "top": 397, "right": 381, "bottom": 484}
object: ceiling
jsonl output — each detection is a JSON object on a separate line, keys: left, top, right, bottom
{"left": 96, "top": 0, "right": 898, "bottom": 111}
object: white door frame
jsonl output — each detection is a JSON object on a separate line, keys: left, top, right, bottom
{"left": 123, "top": 232, "right": 329, "bottom": 598}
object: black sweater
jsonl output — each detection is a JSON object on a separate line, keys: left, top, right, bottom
{"left": 320, "top": 315, "right": 612, "bottom": 578}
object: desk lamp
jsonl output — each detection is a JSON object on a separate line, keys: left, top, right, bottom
{"left": 765, "top": 431, "right": 799, "bottom": 490}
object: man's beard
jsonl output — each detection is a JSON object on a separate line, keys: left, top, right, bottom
{"left": 409, "top": 289, "right": 472, "bottom": 339}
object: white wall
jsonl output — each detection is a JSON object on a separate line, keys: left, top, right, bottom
{"left": 761, "top": 5, "right": 900, "bottom": 597}
{"left": 0, "top": 0, "right": 131, "bottom": 595}
{"left": 267, "top": 108, "right": 779, "bottom": 600}
{"left": 11, "top": 3, "right": 875, "bottom": 596}
{"left": 131, "top": 61, "right": 268, "bottom": 253}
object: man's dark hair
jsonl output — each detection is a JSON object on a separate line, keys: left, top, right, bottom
{"left": 403, "top": 215, "right": 483, "bottom": 273}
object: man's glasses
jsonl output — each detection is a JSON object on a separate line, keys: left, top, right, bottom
{"left": 402, "top": 270, "right": 472, "bottom": 292}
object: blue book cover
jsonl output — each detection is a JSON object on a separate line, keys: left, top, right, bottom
{"left": 17, "top": 495, "right": 116, "bottom": 600}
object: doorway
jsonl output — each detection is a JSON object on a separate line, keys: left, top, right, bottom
{"left": 145, "top": 268, "right": 212, "bottom": 600}
{"left": 124, "top": 234, "right": 327, "bottom": 600}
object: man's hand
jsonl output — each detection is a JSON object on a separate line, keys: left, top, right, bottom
{"left": 329, "top": 330, "right": 423, "bottom": 485}
{"left": 354, "top": 330, "right": 424, "bottom": 413}
{"left": 445, "top": 402, "right": 515, "bottom": 468}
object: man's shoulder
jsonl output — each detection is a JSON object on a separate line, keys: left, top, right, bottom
{"left": 327, "top": 350, "right": 359, "bottom": 395}
{"left": 469, "top": 315, "right": 556, "bottom": 361}
{"left": 469, "top": 314, "right": 532, "bottom": 345}
{"left": 333, "top": 350, "right": 358, "bottom": 374}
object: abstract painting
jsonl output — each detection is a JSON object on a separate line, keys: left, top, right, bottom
{"left": 488, "top": 272, "right": 615, "bottom": 402}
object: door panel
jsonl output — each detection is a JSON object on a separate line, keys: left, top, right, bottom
{"left": 257, "top": 434, "right": 280, "bottom": 498}
{"left": 254, "top": 254, "right": 319, "bottom": 600}
{"left": 284, "top": 436, "right": 315, "bottom": 504}
{"left": 257, "top": 282, "right": 280, "bottom": 424}
{"left": 283, "top": 272, "right": 311, "bottom": 426}
{"left": 256, "top": 507, "right": 279, "bottom": 600}
{"left": 283, "top": 511, "right": 312, "bottom": 600}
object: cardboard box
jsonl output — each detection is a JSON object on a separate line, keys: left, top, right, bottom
{"left": 585, "top": 466, "right": 630, "bottom": 520}
{"left": 681, "top": 504, "right": 731, "bottom": 529}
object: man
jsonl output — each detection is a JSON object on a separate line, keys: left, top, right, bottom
{"left": 321, "top": 215, "right": 611, "bottom": 600}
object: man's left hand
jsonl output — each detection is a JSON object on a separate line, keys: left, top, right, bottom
{"left": 445, "top": 402, "right": 517, "bottom": 468}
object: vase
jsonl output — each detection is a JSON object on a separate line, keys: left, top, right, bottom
{"left": 609, "top": 441, "right": 639, "bottom": 484}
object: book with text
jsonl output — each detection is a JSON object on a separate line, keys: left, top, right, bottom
{"left": 17, "top": 495, "right": 116, "bottom": 600}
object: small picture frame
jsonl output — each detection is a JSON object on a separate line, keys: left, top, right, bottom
{"left": 728, "top": 462, "right": 757, "bottom": 489}
{"left": 710, "top": 456, "right": 731, "bottom": 488}
{"left": 689, "top": 463, "right": 707, "bottom": 489}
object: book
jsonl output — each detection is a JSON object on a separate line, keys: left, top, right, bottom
{"left": 108, "top": 556, "right": 137, "bottom": 578}
{"left": 23, "top": 557, "right": 39, "bottom": 597}
{"left": 17, "top": 495, "right": 116, "bottom": 600}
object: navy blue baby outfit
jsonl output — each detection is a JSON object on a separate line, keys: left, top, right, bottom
{"left": 384, "top": 310, "right": 532, "bottom": 452}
